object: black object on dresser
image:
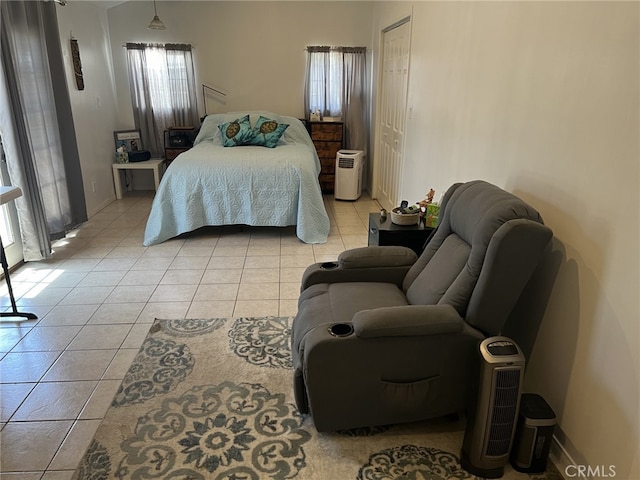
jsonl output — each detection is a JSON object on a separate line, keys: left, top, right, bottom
{"left": 368, "top": 212, "right": 434, "bottom": 255}
{"left": 164, "top": 126, "right": 197, "bottom": 165}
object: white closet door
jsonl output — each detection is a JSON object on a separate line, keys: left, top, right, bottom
{"left": 375, "top": 18, "right": 411, "bottom": 211}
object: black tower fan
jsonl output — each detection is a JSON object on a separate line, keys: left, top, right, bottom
{"left": 461, "top": 336, "right": 525, "bottom": 478}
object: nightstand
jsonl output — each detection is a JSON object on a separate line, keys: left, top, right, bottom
{"left": 368, "top": 212, "right": 435, "bottom": 255}
{"left": 112, "top": 158, "right": 165, "bottom": 199}
{"left": 306, "top": 121, "right": 343, "bottom": 193}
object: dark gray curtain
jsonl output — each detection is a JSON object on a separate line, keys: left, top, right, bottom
{"left": 126, "top": 44, "right": 160, "bottom": 154}
{"left": 0, "top": 0, "right": 87, "bottom": 261}
{"left": 342, "top": 47, "right": 368, "bottom": 154}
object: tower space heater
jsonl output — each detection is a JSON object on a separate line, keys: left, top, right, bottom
{"left": 334, "top": 150, "right": 364, "bottom": 200}
{"left": 461, "top": 336, "right": 525, "bottom": 479}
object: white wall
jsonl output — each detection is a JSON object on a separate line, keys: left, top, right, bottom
{"left": 372, "top": 1, "right": 639, "bottom": 477}
{"left": 56, "top": 2, "right": 120, "bottom": 216}
{"left": 107, "top": 1, "right": 374, "bottom": 124}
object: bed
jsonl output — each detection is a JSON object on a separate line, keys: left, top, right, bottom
{"left": 142, "top": 111, "right": 330, "bottom": 246}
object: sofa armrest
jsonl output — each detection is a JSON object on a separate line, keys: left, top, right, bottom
{"left": 300, "top": 246, "right": 418, "bottom": 291}
{"left": 352, "top": 304, "right": 464, "bottom": 338}
{"left": 338, "top": 246, "right": 418, "bottom": 268}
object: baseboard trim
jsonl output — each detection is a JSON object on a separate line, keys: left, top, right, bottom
{"left": 550, "top": 434, "right": 573, "bottom": 479}
{"left": 87, "top": 197, "right": 116, "bottom": 218}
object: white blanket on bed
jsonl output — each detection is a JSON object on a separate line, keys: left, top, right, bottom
{"left": 142, "top": 113, "right": 330, "bottom": 245}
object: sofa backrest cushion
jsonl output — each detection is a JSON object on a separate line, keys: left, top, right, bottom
{"left": 404, "top": 180, "right": 548, "bottom": 333}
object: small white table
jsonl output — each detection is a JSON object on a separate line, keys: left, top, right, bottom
{"left": 112, "top": 158, "right": 165, "bottom": 199}
{"left": 0, "top": 186, "right": 37, "bottom": 321}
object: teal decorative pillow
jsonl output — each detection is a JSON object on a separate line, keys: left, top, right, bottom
{"left": 218, "top": 115, "right": 252, "bottom": 147}
{"left": 247, "top": 116, "right": 289, "bottom": 148}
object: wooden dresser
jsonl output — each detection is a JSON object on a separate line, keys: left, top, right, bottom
{"left": 307, "top": 121, "right": 344, "bottom": 192}
{"left": 164, "top": 126, "right": 197, "bottom": 166}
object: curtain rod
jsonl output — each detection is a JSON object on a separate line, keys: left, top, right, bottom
{"left": 123, "top": 42, "right": 195, "bottom": 50}
{"left": 306, "top": 46, "right": 367, "bottom": 53}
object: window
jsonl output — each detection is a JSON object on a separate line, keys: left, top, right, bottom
{"left": 304, "top": 46, "right": 368, "bottom": 152}
{"left": 125, "top": 43, "right": 199, "bottom": 155}
{"left": 306, "top": 47, "right": 344, "bottom": 117}
{"left": 305, "top": 46, "right": 367, "bottom": 120}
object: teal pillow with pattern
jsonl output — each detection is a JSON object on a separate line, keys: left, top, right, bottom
{"left": 218, "top": 115, "right": 252, "bottom": 147}
{"left": 247, "top": 116, "right": 289, "bottom": 148}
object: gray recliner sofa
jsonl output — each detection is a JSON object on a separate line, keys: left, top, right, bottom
{"left": 291, "top": 180, "right": 553, "bottom": 432}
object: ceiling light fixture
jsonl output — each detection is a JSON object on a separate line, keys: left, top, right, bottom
{"left": 147, "top": 0, "right": 166, "bottom": 30}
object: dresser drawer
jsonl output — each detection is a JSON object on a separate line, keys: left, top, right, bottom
{"left": 306, "top": 121, "right": 343, "bottom": 193}
{"left": 310, "top": 123, "right": 343, "bottom": 141}
{"left": 319, "top": 157, "right": 336, "bottom": 175}
{"left": 319, "top": 174, "right": 335, "bottom": 192}
{"left": 314, "top": 142, "right": 342, "bottom": 159}
{"left": 165, "top": 147, "right": 190, "bottom": 164}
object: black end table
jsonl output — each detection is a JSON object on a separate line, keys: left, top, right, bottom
{"left": 368, "top": 212, "right": 434, "bottom": 255}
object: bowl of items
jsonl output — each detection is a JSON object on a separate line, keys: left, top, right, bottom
{"left": 391, "top": 202, "right": 421, "bottom": 225}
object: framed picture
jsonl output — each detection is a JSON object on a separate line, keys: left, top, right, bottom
{"left": 113, "top": 129, "right": 142, "bottom": 152}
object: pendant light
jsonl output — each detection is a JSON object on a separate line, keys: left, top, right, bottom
{"left": 147, "top": 0, "right": 166, "bottom": 30}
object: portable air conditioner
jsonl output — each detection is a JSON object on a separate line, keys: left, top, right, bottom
{"left": 334, "top": 150, "right": 364, "bottom": 200}
{"left": 461, "top": 336, "right": 526, "bottom": 479}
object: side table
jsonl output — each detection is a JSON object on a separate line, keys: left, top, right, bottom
{"left": 368, "top": 212, "right": 434, "bottom": 255}
{"left": 112, "top": 158, "right": 165, "bottom": 199}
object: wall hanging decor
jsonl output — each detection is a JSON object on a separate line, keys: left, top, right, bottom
{"left": 70, "top": 36, "right": 84, "bottom": 90}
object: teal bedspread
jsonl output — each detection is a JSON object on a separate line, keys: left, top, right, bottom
{"left": 143, "top": 112, "right": 330, "bottom": 245}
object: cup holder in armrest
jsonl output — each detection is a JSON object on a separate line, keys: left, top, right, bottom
{"left": 328, "top": 323, "right": 354, "bottom": 337}
{"left": 320, "top": 261, "right": 339, "bottom": 270}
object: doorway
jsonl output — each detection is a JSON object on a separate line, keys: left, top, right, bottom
{"left": 374, "top": 17, "right": 412, "bottom": 211}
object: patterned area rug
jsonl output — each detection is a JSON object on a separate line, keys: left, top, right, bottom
{"left": 73, "top": 317, "right": 563, "bottom": 480}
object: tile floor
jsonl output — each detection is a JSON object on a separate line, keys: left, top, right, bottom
{"left": 0, "top": 191, "right": 380, "bottom": 479}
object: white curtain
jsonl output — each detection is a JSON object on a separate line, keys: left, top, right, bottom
{"left": 304, "top": 46, "right": 368, "bottom": 153}
{"left": 126, "top": 43, "right": 199, "bottom": 156}
{"left": 0, "top": 0, "right": 87, "bottom": 261}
